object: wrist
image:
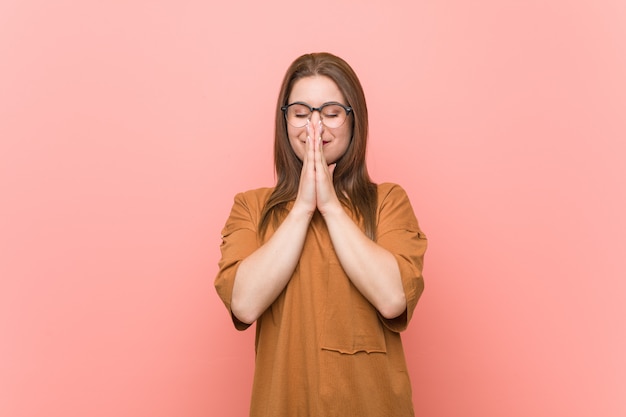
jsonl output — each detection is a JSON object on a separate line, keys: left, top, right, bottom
{"left": 319, "top": 201, "right": 345, "bottom": 220}
{"left": 290, "top": 202, "right": 315, "bottom": 222}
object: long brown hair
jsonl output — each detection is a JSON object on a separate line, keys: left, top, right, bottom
{"left": 259, "top": 52, "right": 378, "bottom": 239}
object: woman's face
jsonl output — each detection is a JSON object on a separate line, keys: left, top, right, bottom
{"left": 286, "top": 75, "right": 352, "bottom": 165}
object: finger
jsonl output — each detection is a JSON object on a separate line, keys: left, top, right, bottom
{"left": 317, "top": 120, "right": 323, "bottom": 143}
{"left": 314, "top": 124, "right": 334, "bottom": 188}
{"left": 316, "top": 121, "right": 328, "bottom": 168}
{"left": 295, "top": 121, "right": 317, "bottom": 213}
{"left": 313, "top": 120, "right": 322, "bottom": 148}
{"left": 306, "top": 121, "right": 315, "bottom": 169}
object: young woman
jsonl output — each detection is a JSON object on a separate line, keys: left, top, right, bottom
{"left": 215, "top": 52, "right": 427, "bottom": 417}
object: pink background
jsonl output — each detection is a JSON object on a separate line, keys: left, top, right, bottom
{"left": 1, "top": 1, "right": 625, "bottom": 416}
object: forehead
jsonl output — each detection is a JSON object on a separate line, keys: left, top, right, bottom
{"left": 288, "top": 75, "right": 346, "bottom": 105}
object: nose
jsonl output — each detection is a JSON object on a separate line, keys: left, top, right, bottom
{"left": 309, "top": 110, "right": 322, "bottom": 125}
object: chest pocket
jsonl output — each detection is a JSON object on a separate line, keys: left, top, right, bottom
{"left": 320, "top": 261, "right": 387, "bottom": 354}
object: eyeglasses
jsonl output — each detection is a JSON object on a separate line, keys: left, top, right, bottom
{"left": 281, "top": 101, "right": 353, "bottom": 128}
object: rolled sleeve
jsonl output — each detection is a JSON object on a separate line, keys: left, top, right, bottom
{"left": 214, "top": 192, "right": 261, "bottom": 331}
{"left": 375, "top": 184, "right": 428, "bottom": 332}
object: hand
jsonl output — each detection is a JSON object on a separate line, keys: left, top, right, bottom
{"left": 293, "top": 121, "right": 318, "bottom": 216}
{"left": 293, "top": 121, "right": 341, "bottom": 217}
{"left": 312, "top": 121, "right": 340, "bottom": 216}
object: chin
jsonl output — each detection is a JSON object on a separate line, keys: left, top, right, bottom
{"left": 324, "top": 151, "right": 344, "bottom": 165}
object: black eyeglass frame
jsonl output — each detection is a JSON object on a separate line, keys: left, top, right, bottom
{"left": 281, "top": 101, "right": 353, "bottom": 127}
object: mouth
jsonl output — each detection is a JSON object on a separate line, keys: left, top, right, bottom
{"left": 322, "top": 141, "right": 330, "bottom": 146}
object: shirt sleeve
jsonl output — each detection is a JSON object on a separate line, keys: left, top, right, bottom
{"left": 375, "top": 183, "right": 428, "bottom": 332}
{"left": 214, "top": 192, "right": 261, "bottom": 331}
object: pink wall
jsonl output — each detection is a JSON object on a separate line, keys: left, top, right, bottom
{"left": 1, "top": 1, "right": 624, "bottom": 416}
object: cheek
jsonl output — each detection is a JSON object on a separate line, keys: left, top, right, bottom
{"left": 287, "top": 124, "right": 307, "bottom": 141}
{"left": 288, "top": 133, "right": 305, "bottom": 161}
{"left": 337, "top": 124, "right": 353, "bottom": 145}
{"left": 347, "top": 119, "right": 354, "bottom": 139}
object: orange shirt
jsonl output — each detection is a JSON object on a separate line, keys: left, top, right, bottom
{"left": 215, "top": 183, "right": 427, "bottom": 417}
